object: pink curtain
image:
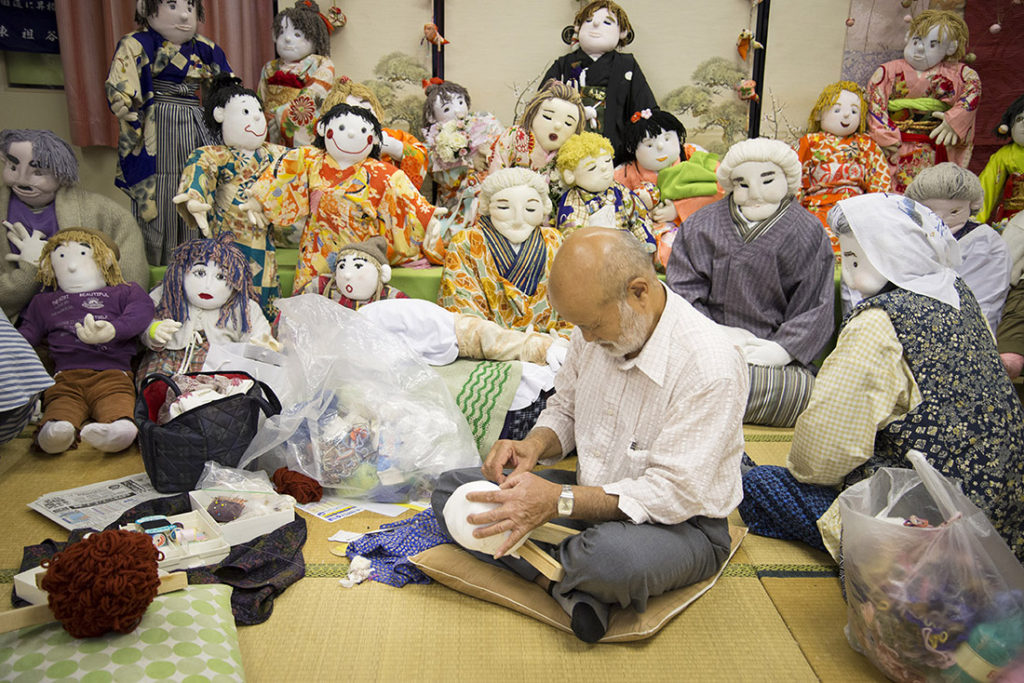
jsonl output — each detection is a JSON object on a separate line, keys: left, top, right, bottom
{"left": 55, "top": 0, "right": 275, "bottom": 148}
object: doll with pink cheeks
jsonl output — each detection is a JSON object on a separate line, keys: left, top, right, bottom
{"left": 977, "top": 94, "right": 1024, "bottom": 225}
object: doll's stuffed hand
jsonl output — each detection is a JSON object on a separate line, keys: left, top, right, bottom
{"left": 651, "top": 200, "right": 678, "bottom": 223}
{"left": 584, "top": 105, "right": 599, "bottom": 129}
{"left": 380, "top": 131, "right": 405, "bottom": 160}
{"left": 3, "top": 221, "right": 47, "bottom": 267}
{"left": 635, "top": 188, "right": 655, "bottom": 210}
{"left": 587, "top": 203, "right": 617, "bottom": 229}
{"left": 75, "top": 314, "right": 116, "bottom": 345}
{"left": 545, "top": 333, "right": 570, "bottom": 372}
{"left": 929, "top": 112, "right": 960, "bottom": 147}
{"left": 718, "top": 324, "right": 758, "bottom": 349}
{"left": 250, "top": 332, "right": 283, "bottom": 353}
{"left": 148, "top": 319, "right": 182, "bottom": 347}
{"left": 424, "top": 208, "right": 450, "bottom": 247}
{"left": 240, "top": 195, "right": 268, "bottom": 230}
{"left": 742, "top": 338, "right": 793, "bottom": 367}
{"left": 172, "top": 194, "right": 213, "bottom": 236}
{"left": 110, "top": 98, "right": 139, "bottom": 123}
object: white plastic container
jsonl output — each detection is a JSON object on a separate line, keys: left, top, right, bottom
{"left": 189, "top": 490, "right": 295, "bottom": 546}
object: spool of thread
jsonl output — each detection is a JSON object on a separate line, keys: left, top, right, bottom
{"left": 941, "top": 613, "right": 1024, "bottom": 682}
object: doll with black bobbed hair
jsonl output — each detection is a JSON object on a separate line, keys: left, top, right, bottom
{"left": 978, "top": 94, "right": 1024, "bottom": 225}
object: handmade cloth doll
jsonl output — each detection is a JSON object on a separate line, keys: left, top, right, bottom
{"left": 666, "top": 138, "right": 835, "bottom": 428}
{"left": 542, "top": 0, "right": 656, "bottom": 164}
{"left": 322, "top": 78, "right": 429, "bottom": 189}
{"left": 906, "top": 162, "right": 1011, "bottom": 332}
{"left": 106, "top": 0, "right": 233, "bottom": 266}
{"left": 866, "top": 9, "right": 980, "bottom": 193}
{"left": 0, "top": 129, "right": 148, "bottom": 320}
{"left": 305, "top": 236, "right": 408, "bottom": 310}
{"left": 797, "top": 81, "right": 892, "bottom": 252}
{"left": 421, "top": 80, "right": 503, "bottom": 237}
{"left": 554, "top": 131, "right": 654, "bottom": 249}
{"left": 139, "top": 233, "right": 274, "bottom": 382}
{"left": 257, "top": 1, "right": 335, "bottom": 147}
{"left": 739, "top": 193, "right": 1024, "bottom": 563}
{"left": 174, "top": 75, "right": 288, "bottom": 322}
{"left": 438, "top": 167, "right": 572, "bottom": 337}
{"left": 252, "top": 103, "right": 446, "bottom": 295}
{"left": 977, "top": 93, "right": 1024, "bottom": 225}
{"left": 18, "top": 229, "right": 154, "bottom": 454}
{"left": 487, "top": 79, "right": 586, "bottom": 206}
{"left": 614, "top": 108, "right": 723, "bottom": 266}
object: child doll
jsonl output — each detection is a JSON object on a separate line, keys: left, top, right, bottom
{"left": 614, "top": 108, "right": 723, "bottom": 267}
{"left": 106, "top": 0, "right": 233, "bottom": 266}
{"left": 797, "top": 81, "right": 892, "bottom": 252}
{"left": 421, "top": 80, "right": 503, "bottom": 236}
{"left": 139, "top": 233, "right": 274, "bottom": 382}
{"left": 257, "top": 0, "right": 335, "bottom": 147}
{"left": 18, "top": 229, "right": 155, "bottom": 454}
{"left": 866, "top": 9, "right": 980, "bottom": 193}
{"left": 487, "top": 79, "right": 586, "bottom": 206}
{"left": 252, "top": 103, "right": 446, "bottom": 295}
{"left": 542, "top": 0, "right": 656, "bottom": 164}
{"left": 305, "top": 236, "right": 408, "bottom": 309}
{"left": 977, "top": 94, "right": 1024, "bottom": 225}
{"left": 174, "top": 75, "right": 288, "bottom": 322}
{"left": 906, "top": 163, "right": 1011, "bottom": 332}
{"left": 322, "top": 78, "right": 429, "bottom": 189}
{"left": 554, "top": 131, "right": 654, "bottom": 248}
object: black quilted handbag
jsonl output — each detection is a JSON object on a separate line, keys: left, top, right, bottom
{"left": 135, "top": 371, "right": 282, "bottom": 493}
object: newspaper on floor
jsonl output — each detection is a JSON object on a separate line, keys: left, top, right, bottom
{"left": 28, "top": 473, "right": 174, "bottom": 531}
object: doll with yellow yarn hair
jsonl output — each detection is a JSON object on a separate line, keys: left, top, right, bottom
{"left": 321, "top": 78, "right": 429, "bottom": 189}
{"left": 797, "top": 81, "right": 891, "bottom": 253}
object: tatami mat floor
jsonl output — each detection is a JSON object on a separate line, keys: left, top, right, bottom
{"left": 0, "top": 428, "right": 886, "bottom": 682}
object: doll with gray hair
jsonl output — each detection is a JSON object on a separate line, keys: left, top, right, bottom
{"left": 666, "top": 137, "right": 835, "bottom": 428}
{"left": 1, "top": 129, "right": 148, "bottom": 320}
{"left": 905, "top": 163, "right": 1011, "bottom": 332}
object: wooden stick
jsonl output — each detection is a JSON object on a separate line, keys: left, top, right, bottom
{"left": 517, "top": 540, "right": 565, "bottom": 582}
{"left": 528, "top": 522, "right": 580, "bottom": 546}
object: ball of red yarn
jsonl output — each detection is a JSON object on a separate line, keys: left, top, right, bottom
{"left": 273, "top": 467, "right": 323, "bottom": 503}
{"left": 40, "top": 529, "right": 162, "bottom": 638}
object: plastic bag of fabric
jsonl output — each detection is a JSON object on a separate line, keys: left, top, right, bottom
{"left": 237, "top": 294, "right": 478, "bottom": 502}
{"left": 839, "top": 450, "right": 1024, "bottom": 682}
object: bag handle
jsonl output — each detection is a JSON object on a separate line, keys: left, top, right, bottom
{"left": 139, "top": 373, "right": 182, "bottom": 397}
{"left": 906, "top": 449, "right": 960, "bottom": 522}
{"left": 252, "top": 379, "right": 282, "bottom": 417}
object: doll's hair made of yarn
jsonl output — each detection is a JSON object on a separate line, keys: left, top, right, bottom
{"left": 37, "top": 229, "right": 125, "bottom": 289}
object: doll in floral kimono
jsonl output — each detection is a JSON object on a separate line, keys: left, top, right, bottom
{"left": 258, "top": 0, "right": 335, "bottom": 147}
{"left": 866, "top": 9, "right": 980, "bottom": 193}
{"left": 554, "top": 132, "right": 654, "bottom": 249}
{"left": 977, "top": 94, "right": 1024, "bottom": 226}
{"left": 106, "top": 0, "right": 232, "bottom": 266}
{"left": 252, "top": 103, "right": 446, "bottom": 294}
{"left": 140, "top": 233, "right": 274, "bottom": 383}
{"left": 322, "top": 78, "right": 429, "bottom": 189}
{"left": 797, "top": 81, "right": 892, "bottom": 253}
{"left": 306, "top": 236, "right": 408, "bottom": 310}
{"left": 421, "top": 80, "right": 503, "bottom": 237}
{"left": 174, "top": 75, "right": 288, "bottom": 321}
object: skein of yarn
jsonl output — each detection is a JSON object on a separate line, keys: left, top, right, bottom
{"left": 273, "top": 467, "right": 323, "bottom": 503}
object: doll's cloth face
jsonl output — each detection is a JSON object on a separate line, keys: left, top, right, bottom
{"left": 729, "top": 160, "right": 789, "bottom": 222}
{"left": 275, "top": 16, "right": 315, "bottom": 64}
{"left": 147, "top": 0, "right": 198, "bottom": 45}
{"left": 487, "top": 185, "right": 546, "bottom": 245}
{"left": 838, "top": 232, "right": 888, "bottom": 297}
{"left": 51, "top": 242, "right": 106, "bottom": 293}
{"left": 577, "top": 7, "right": 626, "bottom": 57}
{"left": 320, "top": 112, "right": 378, "bottom": 167}
{"left": 566, "top": 152, "right": 615, "bottom": 193}
{"left": 184, "top": 261, "right": 233, "bottom": 311}
{"left": 635, "top": 129, "right": 682, "bottom": 172}
{"left": 1012, "top": 113, "right": 1024, "bottom": 147}
{"left": 531, "top": 98, "right": 581, "bottom": 153}
{"left": 903, "top": 25, "right": 957, "bottom": 72}
{"left": 335, "top": 253, "right": 382, "bottom": 301}
{"left": 3, "top": 140, "right": 60, "bottom": 209}
{"left": 218, "top": 94, "right": 267, "bottom": 151}
{"left": 433, "top": 94, "right": 468, "bottom": 126}
{"left": 919, "top": 197, "right": 973, "bottom": 234}
{"left": 819, "top": 89, "right": 861, "bottom": 138}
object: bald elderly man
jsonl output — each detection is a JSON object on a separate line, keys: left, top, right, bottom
{"left": 432, "top": 228, "right": 748, "bottom": 642}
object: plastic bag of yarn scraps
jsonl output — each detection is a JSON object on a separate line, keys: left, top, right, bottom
{"left": 235, "top": 294, "right": 478, "bottom": 503}
{"left": 838, "top": 450, "right": 1024, "bottom": 683}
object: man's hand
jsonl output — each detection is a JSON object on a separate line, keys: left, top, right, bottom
{"left": 651, "top": 200, "right": 678, "bottom": 224}
{"left": 1001, "top": 352, "right": 1024, "bottom": 380}
{"left": 75, "top": 314, "right": 116, "bottom": 345}
{"left": 110, "top": 98, "right": 139, "bottom": 122}
{"left": 481, "top": 436, "right": 544, "bottom": 484}
{"left": 172, "top": 193, "right": 212, "bottom": 236}
{"left": 929, "top": 112, "right": 960, "bottom": 147}
{"left": 465, "top": 472, "right": 560, "bottom": 557}
{"left": 3, "top": 221, "right": 47, "bottom": 267}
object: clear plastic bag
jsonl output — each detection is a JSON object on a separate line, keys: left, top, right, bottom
{"left": 195, "top": 461, "right": 276, "bottom": 494}
{"left": 237, "top": 294, "right": 479, "bottom": 502}
{"left": 839, "top": 451, "right": 1024, "bottom": 682}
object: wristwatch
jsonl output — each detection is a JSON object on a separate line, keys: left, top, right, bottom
{"left": 557, "top": 484, "right": 575, "bottom": 517}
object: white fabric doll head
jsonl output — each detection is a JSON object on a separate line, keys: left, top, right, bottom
{"left": 478, "top": 168, "right": 552, "bottom": 245}
{"left": 203, "top": 75, "right": 267, "bottom": 152}
{"left": 37, "top": 229, "right": 123, "bottom": 292}
{"left": 622, "top": 108, "right": 686, "bottom": 171}
{"left": 315, "top": 103, "right": 382, "bottom": 169}
{"left": 329, "top": 236, "right": 391, "bottom": 303}
{"left": 717, "top": 138, "right": 801, "bottom": 222}
{"left": 904, "top": 162, "right": 983, "bottom": 235}
{"left": 135, "top": 0, "right": 201, "bottom": 45}
{"left": 520, "top": 80, "right": 586, "bottom": 153}
{"left": 421, "top": 80, "right": 471, "bottom": 130}
{"left": 565, "top": 1, "right": 635, "bottom": 58}
{"left": 995, "top": 94, "right": 1024, "bottom": 147}
{"left": 272, "top": 0, "right": 332, "bottom": 62}
{"left": 902, "top": 10, "right": 969, "bottom": 72}
{"left": 556, "top": 132, "right": 615, "bottom": 193}
{"left": 807, "top": 81, "right": 867, "bottom": 138}
{"left": 0, "top": 128, "right": 78, "bottom": 209}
